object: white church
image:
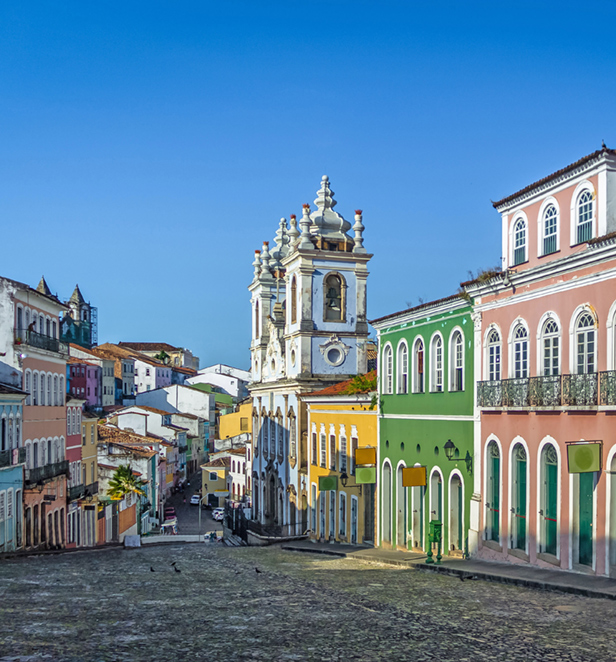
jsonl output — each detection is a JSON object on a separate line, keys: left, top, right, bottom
{"left": 249, "top": 175, "right": 371, "bottom": 535}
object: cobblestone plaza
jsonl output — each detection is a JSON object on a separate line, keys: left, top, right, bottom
{"left": 1, "top": 545, "right": 614, "bottom": 661}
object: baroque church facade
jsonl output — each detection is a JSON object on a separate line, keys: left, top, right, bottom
{"left": 249, "top": 176, "right": 371, "bottom": 535}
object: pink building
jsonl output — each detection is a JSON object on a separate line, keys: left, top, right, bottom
{"left": 68, "top": 358, "right": 101, "bottom": 408}
{"left": 467, "top": 147, "right": 616, "bottom": 576}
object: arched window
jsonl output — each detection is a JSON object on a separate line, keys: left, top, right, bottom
{"left": 381, "top": 462, "right": 392, "bottom": 543}
{"left": 513, "top": 325, "right": 529, "bottom": 379}
{"left": 383, "top": 345, "right": 393, "bottom": 394}
{"left": 542, "top": 319, "right": 560, "bottom": 376}
{"left": 450, "top": 331, "right": 464, "bottom": 391}
{"left": 397, "top": 343, "right": 408, "bottom": 394}
{"left": 413, "top": 338, "right": 424, "bottom": 393}
{"left": 487, "top": 329, "right": 501, "bottom": 381}
{"left": 290, "top": 276, "right": 297, "bottom": 324}
{"left": 39, "top": 374, "right": 45, "bottom": 407}
{"left": 576, "top": 190, "right": 593, "bottom": 244}
{"left": 262, "top": 415, "right": 268, "bottom": 455}
{"left": 53, "top": 375, "right": 58, "bottom": 406}
{"left": 47, "top": 375, "right": 52, "bottom": 407}
{"left": 543, "top": 204, "right": 558, "bottom": 255}
{"left": 431, "top": 335, "right": 443, "bottom": 392}
{"left": 486, "top": 441, "right": 500, "bottom": 542}
{"left": 46, "top": 319, "right": 51, "bottom": 337}
{"left": 32, "top": 441, "right": 39, "bottom": 468}
{"left": 59, "top": 376, "right": 64, "bottom": 405}
{"left": 32, "top": 373, "right": 38, "bottom": 406}
{"left": 324, "top": 273, "right": 343, "bottom": 322}
{"left": 52, "top": 320, "right": 57, "bottom": 339}
{"left": 513, "top": 218, "right": 527, "bottom": 266}
{"left": 24, "top": 370, "right": 32, "bottom": 406}
{"left": 576, "top": 312, "right": 596, "bottom": 374}
{"left": 539, "top": 443, "right": 558, "bottom": 557}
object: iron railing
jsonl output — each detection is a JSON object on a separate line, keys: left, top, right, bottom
{"left": 478, "top": 371, "right": 616, "bottom": 408}
{"left": 25, "top": 460, "right": 69, "bottom": 485}
{"left": 178, "top": 445, "right": 188, "bottom": 454}
{"left": 84, "top": 481, "right": 98, "bottom": 497}
{"left": 0, "top": 447, "right": 26, "bottom": 468}
{"left": 15, "top": 330, "right": 68, "bottom": 355}
{"left": 68, "top": 483, "right": 85, "bottom": 501}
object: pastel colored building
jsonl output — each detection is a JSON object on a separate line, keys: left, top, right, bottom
{"left": 68, "top": 358, "right": 101, "bottom": 407}
{"left": 303, "top": 374, "right": 377, "bottom": 545}
{"left": 372, "top": 297, "right": 475, "bottom": 556}
{"left": 201, "top": 456, "right": 230, "bottom": 507}
{"left": 466, "top": 146, "right": 616, "bottom": 575}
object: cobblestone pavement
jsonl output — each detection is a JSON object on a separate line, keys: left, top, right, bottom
{"left": 164, "top": 473, "right": 221, "bottom": 535}
{"left": 1, "top": 544, "right": 615, "bottom": 661}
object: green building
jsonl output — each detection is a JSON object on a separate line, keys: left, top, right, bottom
{"left": 371, "top": 294, "right": 474, "bottom": 557}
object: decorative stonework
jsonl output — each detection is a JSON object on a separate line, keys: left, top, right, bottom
{"left": 319, "top": 335, "right": 351, "bottom": 367}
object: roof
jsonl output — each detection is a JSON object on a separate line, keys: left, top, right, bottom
{"left": 369, "top": 293, "right": 464, "bottom": 326}
{"left": 227, "top": 448, "right": 247, "bottom": 456}
{"left": 164, "top": 423, "right": 188, "bottom": 432}
{"left": 0, "top": 275, "right": 66, "bottom": 308}
{"left": 0, "top": 383, "right": 27, "bottom": 397}
{"left": 202, "top": 457, "right": 231, "bottom": 468}
{"left": 68, "top": 357, "right": 98, "bottom": 367}
{"left": 118, "top": 342, "right": 178, "bottom": 352}
{"left": 303, "top": 370, "right": 377, "bottom": 397}
{"left": 123, "top": 405, "right": 172, "bottom": 416}
{"left": 173, "top": 366, "right": 198, "bottom": 376}
{"left": 97, "top": 424, "right": 163, "bottom": 455}
{"left": 493, "top": 146, "right": 616, "bottom": 209}
{"left": 69, "top": 285, "right": 86, "bottom": 305}
{"left": 97, "top": 462, "right": 143, "bottom": 476}
{"left": 36, "top": 276, "right": 52, "bottom": 296}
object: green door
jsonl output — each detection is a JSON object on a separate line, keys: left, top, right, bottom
{"left": 515, "top": 457, "right": 527, "bottom": 550}
{"left": 579, "top": 472, "right": 594, "bottom": 566}
{"left": 545, "top": 462, "right": 557, "bottom": 556}
{"left": 489, "top": 455, "right": 500, "bottom": 541}
{"left": 457, "top": 481, "right": 463, "bottom": 550}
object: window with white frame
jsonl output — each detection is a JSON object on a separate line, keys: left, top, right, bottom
{"left": 340, "top": 434, "right": 347, "bottom": 472}
{"left": 413, "top": 338, "right": 424, "bottom": 393}
{"left": 513, "top": 324, "right": 529, "bottom": 378}
{"left": 513, "top": 218, "right": 527, "bottom": 266}
{"left": 431, "top": 335, "right": 443, "bottom": 392}
{"left": 397, "top": 342, "right": 408, "bottom": 394}
{"left": 450, "top": 331, "right": 464, "bottom": 391}
{"left": 32, "top": 373, "right": 38, "bottom": 406}
{"left": 24, "top": 370, "right": 31, "bottom": 405}
{"left": 576, "top": 313, "right": 596, "bottom": 374}
{"left": 487, "top": 329, "right": 501, "bottom": 381}
{"left": 350, "top": 436, "right": 358, "bottom": 475}
{"left": 53, "top": 375, "right": 58, "bottom": 406}
{"left": 329, "top": 431, "right": 336, "bottom": 470}
{"left": 320, "top": 430, "right": 326, "bottom": 468}
{"left": 576, "top": 190, "right": 593, "bottom": 244}
{"left": 262, "top": 416, "right": 268, "bottom": 455}
{"left": 339, "top": 492, "right": 346, "bottom": 537}
{"left": 542, "top": 319, "right": 559, "bottom": 376}
{"left": 542, "top": 204, "right": 558, "bottom": 255}
{"left": 383, "top": 345, "right": 393, "bottom": 394}
{"left": 59, "top": 376, "right": 64, "bottom": 405}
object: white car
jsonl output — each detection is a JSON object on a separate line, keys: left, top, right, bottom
{"left": 190, "top": 494, "right": 201, "bottom": 506}
{"left": 212, "top": 508, "right": 225, "bottom": 521}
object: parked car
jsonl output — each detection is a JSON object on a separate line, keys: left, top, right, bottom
{"left": 212, "top": 508, "right": 225, "bottom": 521}
{"left": 190, "top": 494, "right": 201, "bottom": 506}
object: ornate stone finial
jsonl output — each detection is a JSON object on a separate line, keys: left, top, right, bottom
{"left": 288, "top": 214, "right": 299, "bottom": 249}
{"left": 271, "top": 217, "right": 290, "bottom": 267}
{"left": 309, "top": 175, "right": 352, "bottom": 240}
{"left": 253, "top": 250, "right": 262, "bottom": 280}
{"left": 260, "top": 241, "right": 273, "bottom": 277}
{"left": 352, "top": 209, "right": 366, "bottom": 254}
{"left": 298, "top": 204, "right": 314, "bottom": 250}
{"left": 314, "top": 175, "right": 336, "bottom": 211}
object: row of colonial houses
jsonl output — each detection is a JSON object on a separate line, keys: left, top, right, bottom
{"left": 245, "top": 147, "right": 616, "bottom": 578}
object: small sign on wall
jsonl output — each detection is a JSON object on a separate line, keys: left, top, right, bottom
{"left": 355, "top": 447, "right": 376, "bottom": 466}
{"left": 567, "top": 441, "right": 602, "bottom": 473}
{"left": 402, "top": 466, "right": 427, "bottom": 487}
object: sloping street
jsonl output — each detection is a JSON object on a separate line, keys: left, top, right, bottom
{"left": 0, "top": 544, "right": 613, "bottom": 661}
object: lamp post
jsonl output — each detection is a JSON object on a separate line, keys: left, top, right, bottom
{"left": 339, "top": 472, "right": 362, "bottom": 495}
{"left": 443, "top": 439, "right": 472, "bottom": 474}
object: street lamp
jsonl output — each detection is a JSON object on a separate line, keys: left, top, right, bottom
{"left": 443, "top": 439, "right": 473, "bottom": 474}
{"left": 339, "top": 472, "right": 362, "bottom": 495}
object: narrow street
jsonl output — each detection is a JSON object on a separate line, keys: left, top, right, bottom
{"left": 0, "top": 544, "right": 613, "bottom": 661}
{"left": 163, "top": 473, "right": 222, "bottom": 536}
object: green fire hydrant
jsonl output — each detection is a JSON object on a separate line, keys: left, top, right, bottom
{"left": 425, "top": 519, "right": 442, "bottom": 565}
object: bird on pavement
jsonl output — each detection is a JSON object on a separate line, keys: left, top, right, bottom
{"left": 174, "top": 566, "right": 181, "bottom": 573}
{"left": 150, "top": 567, "right": 155, "bottom": 572}
{"left": 171, "top": 561, "right": 177, "bottom": 566}
{"left": 255, "top": 567, "right": 262, "bottom": 574}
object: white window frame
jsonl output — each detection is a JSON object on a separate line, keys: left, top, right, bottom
{"left": 538, "top": 197, "right": 559, "bottom": 257}
{"left": 396, "top": 340, "right": 409, "bottom": 394}
{"left": 537, "top": 313, "right": 561, "bottom": 377}
{"left": 449, "top": 328, "right": 464, "bottom": 392}
{"left": 511, "top": 213, "right": 528, "bottom": 266}
{"left": 430, "top": 333, "right": 444, "bottom": 392}
{"left": 412, "top": 336, "right": 425, "bottom": 393}
{"left": 382, "top": 344, "right": 393, "bottom": 394}
{"left": 485, "top": 326, "right": 502, "bottom": 381}
{"left": 508, "top": 319, "right": 530, "bottom": 379}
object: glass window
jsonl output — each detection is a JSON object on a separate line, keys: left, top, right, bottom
{"left": 487, "top": 329, "right": 501, "bottom": 381}
{"left": 330, "top": 434, "right": 336, "bottom": 470}
{"left": 513, "top": 325, "right": 529, "bottom": 379}
{"left": 311, "top": 431, "right": 317, "bottom": 465}
{"left": 340, "top": 435, "right": 347, "bottom": 473}
{"left": 431, "top": 336, "right": 443, "bottom": 392}
{"left": 339, "top": 493, "right": 346, "bottom": 537}
{"left": 320, "top": 433, "right": 326, "bottom": 468}
{"left": 576, "top": 313, "right": 596, "bottom": 374}
{"left": 451, "top": 331, "right": 463, "bottom": 391}
{"left": 543, "top": 205, "right": 558, "bottom": 255}
{"left": 397, "top": 343, "right": 408, "bottom": 394}
{"left": 413, "top": 338, "right": 424, "bottom": 393}
{"left": 513, "top": 218, "right": 527, "bottom": 265}
{"left": 542, "top": 319, "right": 559, "bottom": 376}
{"left": 383, "top": 346, "right": 393, "bottom": 394}
{"left": 577, "top": 191, "right": 593, "bottom": 244}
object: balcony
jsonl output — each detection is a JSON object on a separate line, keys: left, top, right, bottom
{"left": 68, "top": 483, "right": 85, "bottom": 501}
{"left": 84, "top": 481, "right": 98, "bottom": 497}
{"left": 25, "top": 460, "right": 69, "bottom": 485}
{"left": 15, "top": 330, "right": 68, "bottom": 355}
{"left": 0, "top": 447, "right": 27, "bottom": 468}
{"left": 178, "top": 445, "right": 188, "bottom": 454}
{"left": 478, "top": 371, "right": 616, "bottom": 409}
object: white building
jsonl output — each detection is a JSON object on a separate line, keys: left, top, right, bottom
{"left": 249, "top": 176, "right": 371, "bottom": 535}
{"left": 188, "top": 364, "right": 250, "bottom": 401}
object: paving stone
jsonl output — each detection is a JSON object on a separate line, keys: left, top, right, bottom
{"left": 0, "top": 545, "right": 614, "bottom": 660}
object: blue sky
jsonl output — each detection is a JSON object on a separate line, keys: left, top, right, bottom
{"left": 2, "top": 1, "right": 615, "bottom": 369}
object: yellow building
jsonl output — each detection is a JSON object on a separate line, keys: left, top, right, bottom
{"left": 303, "top": 373, "right": 377, "bottom": 546}
{"left": 218, "top": 400, "right": 251, "bottom": 440}
{"left": 81, "top": 415, "right": 99, "bottom": 546}
{"left": 201, "top": 457, "right": 230, "bottom": 507}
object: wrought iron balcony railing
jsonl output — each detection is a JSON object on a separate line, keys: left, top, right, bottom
{"left": 84, "top": 481, "right": 98, "bottom": 497}
{"left": 478, "top": 371, "right": 616, "bottom": 408}
{"left": 0, "top": 447, "right": 27, "bottom": 468}
{"left": 68, "top": 483, "right": 85, "bottom": 501}
{"left": 25, "top": 460, "right": 69, "bottom": 485}
{"left": 15, "top": 330, "right": 68, "bottom": 355}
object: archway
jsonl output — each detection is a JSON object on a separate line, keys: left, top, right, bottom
{"left": 449, "top": 473, "right": 463, "bottom": 553}
{"left": 396, "top": 464, "right": 407, "bottom": 549}
{"left": 381, "top": 462, "right": 392, "bottom": 543}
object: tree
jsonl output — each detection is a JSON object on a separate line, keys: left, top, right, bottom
{"left": 107, "top": 464, "right": 146, "bottom": 501}
{"left": 154, "top": 350, "right": 170, "bottom": 364}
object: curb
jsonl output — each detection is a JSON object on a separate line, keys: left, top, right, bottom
{"left": 281, "top": 544, "right": 424, "bottom": 568}
{"left": 415, "top": 563, "right": 616, "bottom": 601}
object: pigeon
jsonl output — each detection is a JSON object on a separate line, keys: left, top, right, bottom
{"left": 255, "top": 567, "right": 262, "bottom": 574}
{"left": 174, "top": 566, "right": 181, "bottom": 573}
{"left": 171, "top": 561, "right": 177, "bottom": 566}
{"left": 150, "top": 567, "right": 155, "bottom": 572}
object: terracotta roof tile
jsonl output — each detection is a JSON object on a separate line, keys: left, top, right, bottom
{"left": 303, "top": 371, "right": 377, "bottom": 397}
{"left": 201, "top": 457, "right": 231, "bottom": 468}
{"left": 119, "top": 342, "right": 179, "bottom": 352}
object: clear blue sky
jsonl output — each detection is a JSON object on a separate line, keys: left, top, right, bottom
{"left": 2, "top": 1, "right": 615, "bottom": 369}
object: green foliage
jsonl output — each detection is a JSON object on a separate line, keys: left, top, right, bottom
{"left": 343, "top": 373, "right": 377, "bottom": 395}
{"left": 107, "top": 464, "right": 146, "bottom": 501}
{"left": 154, "top": 350, "right": 170, "bottom": 364}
